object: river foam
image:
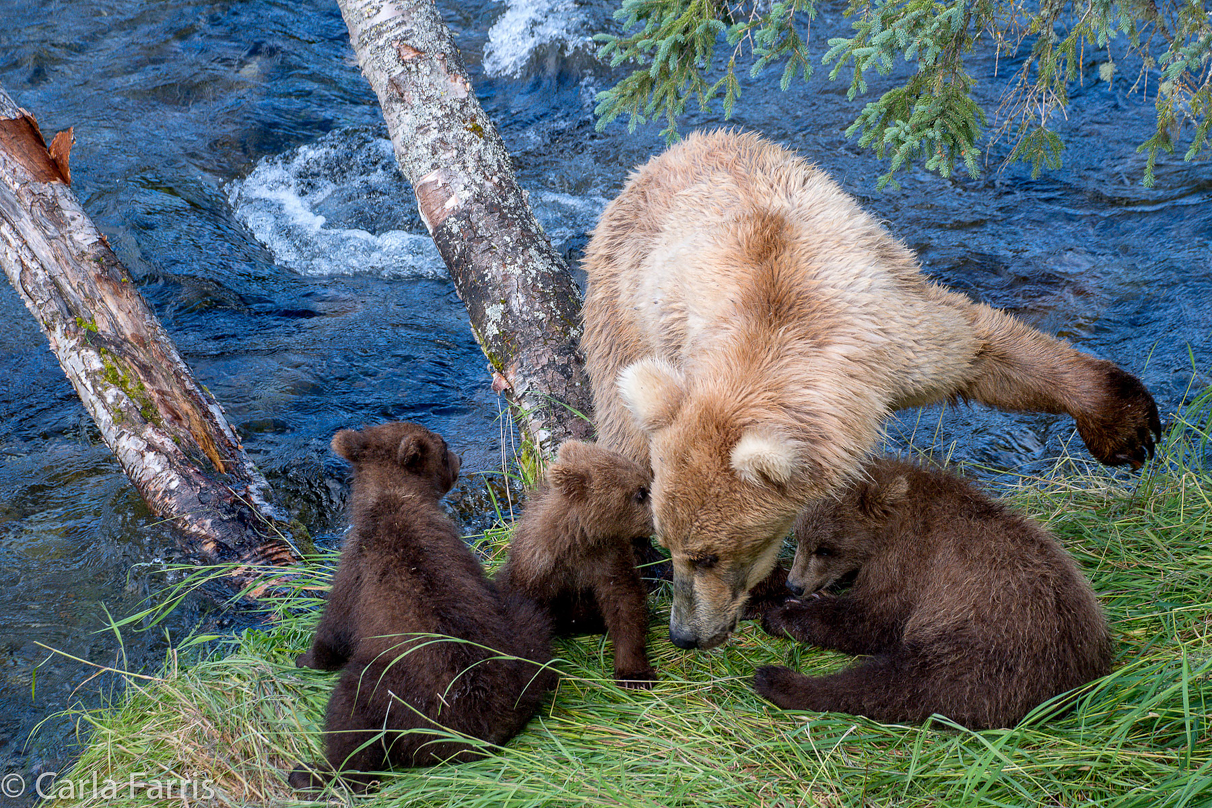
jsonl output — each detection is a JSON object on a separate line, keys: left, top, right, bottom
{"left": 483, "top": 0, "right": 590, "bottom": 78}
{"left": 228, "top": 127, "right": 608, "bottom": 278}
{"left": 227, "top": 129, "right": 444, "bottom": 278}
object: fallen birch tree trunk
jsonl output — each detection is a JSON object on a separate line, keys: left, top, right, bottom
{"left": 336, "top": 0, "right": 594, "bottom": 456}
{"left": 0, "top": 83, "right": 303, "bottom": 582}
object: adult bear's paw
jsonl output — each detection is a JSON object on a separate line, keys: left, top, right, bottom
{"left": 1076, "top": 364, "right": 1161, "bottom": 469}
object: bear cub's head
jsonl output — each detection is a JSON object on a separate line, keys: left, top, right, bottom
{"left": 331, "top": 421, "right": 461, "bottom": 498}
{"left": 547, "top": 441, "right": 653, "bottom": 541}
{"left": 787, "top": 462, "right": 910, "bottom": 596}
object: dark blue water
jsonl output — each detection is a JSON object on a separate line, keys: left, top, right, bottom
{"left": 0, "top": 0, "right": 1209, "bottom": 796}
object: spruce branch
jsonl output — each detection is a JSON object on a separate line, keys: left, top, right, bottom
{"left": 594, "top": 0, "right": 1212, "bottom": 186}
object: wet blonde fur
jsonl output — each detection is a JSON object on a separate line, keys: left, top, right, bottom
{"left": 581, "top": 130, "right": 1158, "bottom": 649}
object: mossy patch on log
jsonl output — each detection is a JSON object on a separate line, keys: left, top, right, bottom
{"left": 99, "top": 349, "right": 162, "bottom": 427}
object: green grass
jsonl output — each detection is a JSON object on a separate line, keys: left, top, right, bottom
{"left": 37, "top": 391, "right": 1212, "bottom": 807}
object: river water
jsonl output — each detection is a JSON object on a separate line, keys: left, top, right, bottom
{"left": 0, "top": 0, "right": 1209, "bottom": 794}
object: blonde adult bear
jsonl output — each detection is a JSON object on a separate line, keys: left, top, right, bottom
{"left": 581, "top": 130, "right": 1159, "bottom": 651}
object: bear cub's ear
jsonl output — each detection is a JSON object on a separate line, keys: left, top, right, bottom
{"left": 396, "top": 434, "right": 429, "bottom": 469}
{"left": 331, "top": 429, "right": 367, "bottom": 462}
{"left": 855, "top": 474, "right": 909, "bottom": 522}
{"left": 548, "top": 449, "right": 591, "bottom": 501}
{"left": 619, "top": 357, "right": 687, "bottom": 434}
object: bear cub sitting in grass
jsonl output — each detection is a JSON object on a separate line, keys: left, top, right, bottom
{"left": 495, "top": 440, "right": 660, "bottom": 689}
{"left": 290, "top": 422, "right": 555, "bottom": 792}
{"left": 756, "top": 457, "right": 1111, "bottom": 729}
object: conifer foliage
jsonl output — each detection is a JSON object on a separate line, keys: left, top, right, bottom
{"left": 594, "top": 0, "right": 1212, "bottom": 186}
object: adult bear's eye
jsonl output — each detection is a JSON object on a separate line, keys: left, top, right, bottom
{"left": 814, "top": 546, "right": 834, "bottom": 558}
{"left": 689, "top": 554, "right": 718, "bottom": 570}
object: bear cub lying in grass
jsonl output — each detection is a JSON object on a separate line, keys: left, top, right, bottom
{"left": 756, "top": 458, "right": 1111, "bottom": 729}
{"left": 290, "top": 422, "right": 555, "bottom": 792}
{"left": 496, "top": 440, "right": 660, "bottom": 689}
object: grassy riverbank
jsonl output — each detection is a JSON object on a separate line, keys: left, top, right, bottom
{"left": 41, "top": 394, "right": 1212, "bottom": 807}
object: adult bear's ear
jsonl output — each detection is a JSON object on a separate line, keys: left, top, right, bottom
{"left": 730, "top": 427, "right": 799, "bottom": 486}
{"left": 331, "top": 429, "right": 367, "bottom": 462}
{"left": 619, "top": 357, "right": 686, "bottom": 434}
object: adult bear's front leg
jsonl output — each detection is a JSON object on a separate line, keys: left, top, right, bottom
{"left": 936, "top": 290, "right": 1161, "bottom": 467}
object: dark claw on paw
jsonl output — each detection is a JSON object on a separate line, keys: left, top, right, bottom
{"left": 616, "top": 669, "right": 657, "bottom": 690}
{"left": 760, "top": 610, "right": 785, "bottom": 638}
{"left": 288, "top": 764, "right": 327, "bottom": 792}
{"left": 753, "top": 665, "right": 778, "bottom": 695}
{"left": 753, "top": 665, "right": 796, "bottom": 704}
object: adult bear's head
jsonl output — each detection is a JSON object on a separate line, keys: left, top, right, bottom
{"left": 618, "top": 357, "right": 845, "bottom": 650}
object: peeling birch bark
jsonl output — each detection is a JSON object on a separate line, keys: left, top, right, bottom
{"left": 0, "top": 84, "right": 303, "bottom": 584}
{"left": 336, "top": 0, "right": 593, "bottom": 456}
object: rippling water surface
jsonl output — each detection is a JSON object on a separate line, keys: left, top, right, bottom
{"left": 0, "top": 0, "right": 1209, "bottom": 794}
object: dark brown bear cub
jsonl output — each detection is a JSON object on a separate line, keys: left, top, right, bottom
{"left": 290, "top": 422, "right": 555, "bottom": 792}
{"left": 755, "top": 458, "right": 1111, "bottom": 729}
{"left": 495, "top": 440, "right": 658, "bottom": 689}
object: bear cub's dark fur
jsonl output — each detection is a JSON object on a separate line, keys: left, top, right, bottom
{"left": 290, "top": 422, "right": 555, "bottom": 792}
{"left": 495, "top": 440, "right": 659, "bottom": 689}
{"left": 755, "top": 457, "right": 1111, "bottom": 729}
